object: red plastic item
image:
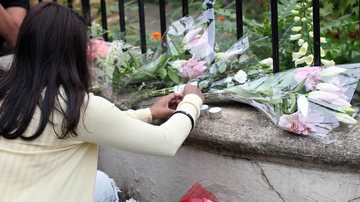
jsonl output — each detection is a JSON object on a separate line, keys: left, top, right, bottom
{"left": 180, "top": 182, "right": 218, "bottom": 202}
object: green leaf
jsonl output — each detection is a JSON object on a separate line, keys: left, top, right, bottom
{"left": 156, "top": 68, "right": 167, "bottom": 80}
{"left": 282, "top": 93, "right": 297, "bottom": 114}
{"left": 168, "top": 69, "right": 181, "bottom": 84}
{"left": 288, "top": 93, "right": 297, "bottom": 113}
{"left": 218, "top": 64, "right": 227, "bottom": 73}
{"left": 291, "top": 78, "right": 306, "bottom": 93}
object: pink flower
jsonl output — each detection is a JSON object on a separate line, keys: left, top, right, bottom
{"left": 278, "top": 112, "right": 322, "bottom": 135}
{"left": 88, "top": 39, "right": 111, "bottom": 62}
{"left": 294, "top": 67, "right": 324, "bottom": 91}
{"left": 179, "top": 58, "right": 207, "bottom": 79}
{"left": 183, "top": 28, "right": 203, "bottom": 44}
{"left": 183, "top": 28, "right": 213, "bottom": 59}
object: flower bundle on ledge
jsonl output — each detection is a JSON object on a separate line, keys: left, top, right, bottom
{"left": 206, "top": 63, "right": 360, "bottom": 143}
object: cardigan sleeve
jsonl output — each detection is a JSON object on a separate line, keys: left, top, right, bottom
{"left": 76, "top": 93, "right": 203, "bottom": 156}
{"left": 124, "top": 108, "right": 152, "bottom": 123}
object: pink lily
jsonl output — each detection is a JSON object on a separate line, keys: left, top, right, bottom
{"left": 294, "top": 66, "right": 324, "bottom": 91}
{"left": 278, "top": 112, "right": 322, "bottom": 135}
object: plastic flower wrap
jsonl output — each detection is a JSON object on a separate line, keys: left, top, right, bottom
{"left": 206, "top": 63, "right": 360, "bottom": 143}
{"left": 197, "top": 36, "right": 271, "bottom": 93}
{"left": 126, "top": 0, "right": 217, "bottom": 89}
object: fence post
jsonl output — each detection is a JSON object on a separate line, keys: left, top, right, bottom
{"left": 100, "top": 0, "right": 108, "bottom": 41}
{"left": 80, "top": 0, "right": 91, "bottom": 25}
{"left": 159, "top": 0, "right": 167, "bottom": 50}
{"left": 182, "top": 0, "right": 189, "bottom": 17}
{"left": 236, "top": 0, "right": 243, "bottom": 39}
{"left": 312, "top": 0, "right": 321, "bottom": 66}
{"left": 118, "top": 0, "right": 126, "bottom": 38}
{"left": 138, "top": 0, "right": 147, "bottom": 54}
{"left": 270, "top": 0, "right": 279, "bottom": 73}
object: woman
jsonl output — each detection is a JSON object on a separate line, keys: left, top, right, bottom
{"left": 0, "top": 2, "right": 204, "bottom": 202}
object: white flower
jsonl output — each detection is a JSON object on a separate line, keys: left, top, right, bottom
{"left": 299, "top": 42, "right": 309, "bottom": 54}
{"left": 260, "top": 57, "right": 273, "bottom": 68}
{"left": 319, "top": 66, "right": 345, "bottom": 77}
{"left": 305, "top": 54, "right": 313, "bottom": 65}
{"left": 292, "top": 51, "right": 305, "bottom": 61}
{"left": 301, "top": 17, "right": 307, "bottom": 22}
{"left": 320, "top": 47, "right": 326, "bottom": 57}
{"left": 298, "top": 95, "right": 309, "bottom": 116}
{"left": 291, "top": 10, "right": 299, "bottom": 15}
{"left": 291, "top": 26, "right": 302, "bottom": 32}
{"left": 309, "top": 31, "right": 314, "bottom": 37}
{"left": 321, "top": 59, "right": 336, "bottom": 67}
{"left": 307, "top": 7, "right": 313, "bottom": 11}
{"left": 234, "top": 70, "right": 248, "bottom": 84}
{"left": 289, "top": 34, "right": 302, "bottom": 41}
{"left": 298, "top": 39, "right": 305, "bottom": 46}
{"left": 295, "top": 57, "right": 306, "bottom": 66}
{"left": 316, "top": 83, "right": 341, "bottom": 92}
{"left": 308, "top": 91, "right": 339, "bottom": 102}
{"left": 198, "top": 80, "right": 209, "bottom": 90}
{"left": 320, "top": 37, "right": 327, "bottom": 43}
{"left": 294, "top": 16, "right": 301, "bottom": 22}
{"left": 169, "top": 60, "right": 187, "bottom": 70}
{"left": 296, "top": 5, "right": 302, "bottom": 9}
{"left": 335, "top": 113, "right": 358, "bottom": 124}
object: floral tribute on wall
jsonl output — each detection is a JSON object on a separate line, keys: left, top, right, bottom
{"left": 88, "top": 0, "right": 360, "bottom": 144}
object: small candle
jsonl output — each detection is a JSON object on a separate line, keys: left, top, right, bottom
{"left": 209, "top": 107, "right": 222, "bottom": 119}
{"left": 200, "top": 104, "right": 209, "bottom": 117}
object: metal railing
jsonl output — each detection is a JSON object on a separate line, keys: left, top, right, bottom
{"left": 48, "top": 0, "right": 360, "bottom": 73}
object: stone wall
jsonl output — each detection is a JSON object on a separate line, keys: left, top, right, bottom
{"left": 99, "top": 146, "right": 360, "bottom": 201}
{"left": 99, "top": 101, "right": 360, "bottom": 201}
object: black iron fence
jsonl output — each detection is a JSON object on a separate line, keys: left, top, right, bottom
{"left": 40, "top": 0, "right": 360, "bottom": 73}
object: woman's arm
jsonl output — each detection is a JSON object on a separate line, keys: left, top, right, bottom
{"left": 0, "top": 4, "right": 27, "bottom": 48}
{"left": 76, "top": 93, "right": 202, "bottom": 156}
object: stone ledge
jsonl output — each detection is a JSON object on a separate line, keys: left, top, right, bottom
{"left": 183, "top": 102, "right": 360, "bottom": 172}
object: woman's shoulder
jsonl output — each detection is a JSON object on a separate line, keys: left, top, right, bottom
{"left": 84, "top": 93, "right": 116, "bottom": 113}
{"left": 86, "top": 93, "right": 113, "bottom": 105}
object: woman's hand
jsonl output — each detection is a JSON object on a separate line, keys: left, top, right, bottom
{"left": 183, "top": 83, "right": 205, "bottom": 101}
{"left": 150, "top": 93, "right": 183, "bottom": 120}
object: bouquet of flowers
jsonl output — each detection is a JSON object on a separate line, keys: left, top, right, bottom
{"left": 88, "top": 38, "right": 149, "bottom": 98}
{"left": 206, "top": 63, "right": 360, "bottom": 143}
{"left": 89, "top": 0, "right": 265, "bottom": 107}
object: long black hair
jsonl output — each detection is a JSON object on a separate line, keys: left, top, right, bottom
{"left": 0, "top": 2, "right": 90, "bottom": 140}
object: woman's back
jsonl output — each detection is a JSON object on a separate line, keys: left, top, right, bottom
{"left": 0, "top": 92, "right": 98, "bottom": 202}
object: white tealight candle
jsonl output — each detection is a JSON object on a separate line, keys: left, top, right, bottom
{"left": 209, "top": 107, "right": 222, "bottom": 119}
{"left": 200, "top": 104, "right": 209, "bottom": 117}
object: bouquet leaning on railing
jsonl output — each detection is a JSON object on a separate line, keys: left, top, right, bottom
{"left": 88, "top": 0, "right": 264, "bottom": 107}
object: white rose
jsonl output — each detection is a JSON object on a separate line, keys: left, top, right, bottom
{"left": 234, "top": 70, "right": 248, "bottom": 84}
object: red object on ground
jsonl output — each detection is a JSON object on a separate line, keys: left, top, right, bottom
{"left": 180, "top": 182, "right": 218, "bottom": 202}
